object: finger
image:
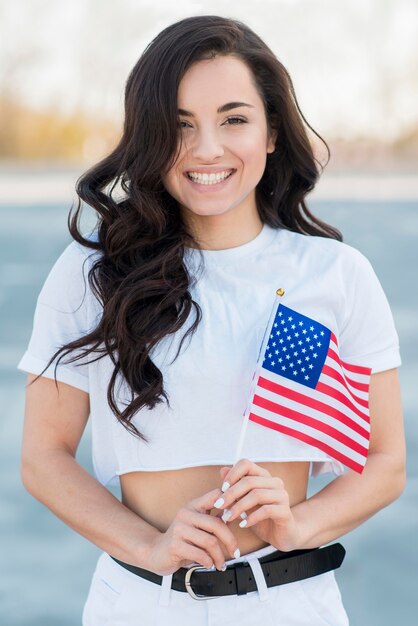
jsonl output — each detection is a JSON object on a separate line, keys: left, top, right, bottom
{"left": 177, "top": 542, "right": 216, "bottom": 570}
{"left": 226, "top": 487, "right": 287, "bottom": 523}
{"left": 214, "top": 476, "right": 281, "bottom": 511}
{"left": 183, "top": 526, "right": 228, "bottom": 571}
{"left": 239, "top": 503, "right": 292, "bottom": 529}
{"left": 187, "top": 509, "right": 240, "bottom": 560}
{"left": 222, "top": 458, "right": 271, "bottom": 491}
{"left": 191, "top": 487, "right": 225, "bottom": 514}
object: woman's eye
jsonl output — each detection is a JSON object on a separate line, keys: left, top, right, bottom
{"left": 177, "top": 117, "right": 247, "bottom": 129}
{"left": 224, "top": 117, "right": 246, "bottom": 125}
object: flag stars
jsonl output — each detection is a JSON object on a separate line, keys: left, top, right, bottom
{"left": 310, "top": 326, "right": 314, "bottom": 331}
{"left": 281, "top": 320, "right": 285, "bottom": 325}
{"left": 306, "top": 337, "right": 311, "bottom": 342}
{"left": 274, "top": 322, "right": 278, "bottom": 328}
{"left": 304, "top": 375, "right": 309, "bottom": 380}
{"left": 309, "top": 345, "right": 314, "bottom": 351}
{"left": 271, "top": 361, "right": 275, "bottom": 366}
{"left": 298, "top": 340, "right": 303, "bottom": 345}
{"left": 286, "top": 354, "right": 291, "bottom": 360}
{"left": 279, "top": 338, "right": 284, "bottom": 344}
{"left": 313, "top": 334, "right": 318, "bottom": 339}
{"left": 284, "top": 327, "right": 288, "bottom": 332}
{"left": 275, "top": 349, "right": 279, "bottom": 355}
{"left": 272, "top": 342, "right": 276, "bottom": 347}
{"left": 320, "top": 331, "right": 325, "bottom": 336}
{"left": 313, "top": 353, "right": 318, "bottom": 358}
{"left": 294, "top": 332, "right": 299, "bottom": 337}
{"left": 288, "top": 316, "right": 293, "bottom": 321}
{"left": 276, "top": 331, "right": 280, "bottom": 336}
{"left": 268, "top": 353, "right": 272, "bottom": 358}
{"left": 293, "top": 370, "right": 298, "bottom": 376}
{"left": 297, "top": 359, "right": 302, "bottom": 364}
{"left": 309, "top": 364, "right": 314, "bottom": 369}
{"left": 302, "top": 329, "right": 307, "bottom": 334}
{"left": 302, "top": 348, "right": 307, "bottom": 353}
{"left": 287, "top": 335, "right": 292, "bottom": 341}
{"left": 278, "top": 311, "right": 283, "bottom": 317}
{"left": 317, "top": 342, "right": 322, "bottom": 347}
{"left": 291, "top": 324, "right": 296, "bottom": 330}
{"left": 281, "top": 365, "right": 286, "bottom": 371}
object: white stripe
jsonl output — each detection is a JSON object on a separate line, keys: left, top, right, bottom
{"left": 249, "top": 400, "right": 368, "bottom": 466}
{"left": 254, "top": 373, "right": 370, "bottom": 448}
{"left": 258, "top": 365, "right": 371, "bottom": 433}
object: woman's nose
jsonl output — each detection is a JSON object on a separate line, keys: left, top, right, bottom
{"left": 191, "top": 129, "right": 225, "bottom": 161}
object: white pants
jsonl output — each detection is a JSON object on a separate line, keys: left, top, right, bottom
{"left": 82, "top": 543, "right": 350, "bottom": 625}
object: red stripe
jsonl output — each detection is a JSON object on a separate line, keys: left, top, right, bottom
{"left": 323, "top": 359, "right": 370, "bottom": 403}
{"left": 257, "top": 374, "right": 370, "bottom": 439}
{"left": 315, "top": 380, "right": 369, "bottom": 422}
{"left": 326, "top": 350, "right": 370, "bottom": 393}
{"left": 252, "top": 392, "right": 369, "bottom": 456}
{"left": 249, "top": 412, "right": 365, "bottom": 474}
{"left": 330, "top": 333, "right": 372, "bottom": 376}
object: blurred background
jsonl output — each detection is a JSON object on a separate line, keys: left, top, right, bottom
{"left": 1, "top": 0, "right": 417, "bottom": 624}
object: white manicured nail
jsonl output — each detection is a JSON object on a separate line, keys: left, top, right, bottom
{"left": 214, "top": 497, "right": 225, "bottom": 508}
{"left": 234, "top": 548, "right": 241, "bottom": 559}
{"left": 221, "top": 509, "right": 232, "bottom": 522}
{"left": 239, "top": 519, "right": 248, "bottom": 528}
{"left": 240, "top": 511, "right": 248, "bottom": 519}
{"left": 221, "top": 481, "right": 230, "bottom": 492}
{"left": 220, "top": 563, "right": 227, "bottom": 571}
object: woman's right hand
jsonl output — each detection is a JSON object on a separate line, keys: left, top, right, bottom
{"left": 147, "top": 487, "right": 239, "bottom": 576}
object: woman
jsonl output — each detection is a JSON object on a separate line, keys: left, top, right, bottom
{"left": 18, "top": 15, "right": 405, "bottom": 626}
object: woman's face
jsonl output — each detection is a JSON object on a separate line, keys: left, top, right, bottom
{"left": 161, "top": 55, "right": 277, "bottom": 228}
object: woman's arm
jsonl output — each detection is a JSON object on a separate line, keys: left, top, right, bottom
{"left": 213, "top": 368, "right": 406, "bottom": 550}
{"left": 21, "top": 374, "right": 240, "bottom": 574}
{"left": 291, "top": 367, "right": 406, "bottom": 548}
{"left": 20, "top": 374, "right": 160, "bottom": 569}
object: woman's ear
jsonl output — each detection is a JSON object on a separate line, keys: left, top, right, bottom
{"left": 267, "top": 129, "right": 277, "bottom": 154}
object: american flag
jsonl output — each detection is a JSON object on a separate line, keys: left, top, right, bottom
{"left": 246, "top": 301, "right": 372, "bottom": 474}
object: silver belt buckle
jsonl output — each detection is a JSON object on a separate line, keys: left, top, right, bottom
{"left": 184, "top": 565, "right": 221, "bottom": 600}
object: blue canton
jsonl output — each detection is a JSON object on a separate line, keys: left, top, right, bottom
{"left": 261, "top": 304, "right": 331, "bottom": 389}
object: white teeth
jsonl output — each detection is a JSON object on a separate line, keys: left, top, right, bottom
{"left": 187, "top": 170, "right": 233, "bottom": 185}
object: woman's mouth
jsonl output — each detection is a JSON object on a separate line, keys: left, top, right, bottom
{"left": 184, "top": 169, "right": 236, "bottom": 191}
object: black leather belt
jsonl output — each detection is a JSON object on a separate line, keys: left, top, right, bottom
{"left": 110, "top": 542, "right": 345, "bottom": 600}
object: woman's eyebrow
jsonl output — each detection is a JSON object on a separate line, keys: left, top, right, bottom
{"left": 177, "top": 102, "right": 255, "bottom": 117}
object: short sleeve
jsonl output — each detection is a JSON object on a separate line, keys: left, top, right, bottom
{"left": 338, "top": 247, "right": 401, "bottom": 374}
{"left": 16, "top": 241, "right": 99, "bottom": 393}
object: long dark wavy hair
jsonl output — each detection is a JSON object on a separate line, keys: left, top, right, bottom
{"left": 30, "top": 15, "right": 342, "bottom": 442}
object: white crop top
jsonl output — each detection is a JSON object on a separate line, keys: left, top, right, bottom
{"left": 17, "top": 223, "right": 402, "bottom": 486}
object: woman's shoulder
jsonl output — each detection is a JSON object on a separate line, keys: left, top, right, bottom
{"left": 37, "top": 229, "right": 102, "bottom": 310}
{"left": 278, "top": 227, "right": 370, "bottom": 271}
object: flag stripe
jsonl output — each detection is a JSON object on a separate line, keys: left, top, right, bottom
{"left": 315, "top": 380, "right": 369, "bottom": 418}
{"left": 257, "top": 374, "right": 370, "bottom": 439}
{"left": 252, "top": 392, "right": 369, "bottom": 456}
{"left": 249, "top": 393, "right": 368, "bottom": 464}
{"left": 322, "top": 360, "right": 370, "bottom": 402}
{"left": 248, "top": 412, "right": 364, "bottom": 473}
{"left": 324, "top": 354, "right": 370, "bottom": 393}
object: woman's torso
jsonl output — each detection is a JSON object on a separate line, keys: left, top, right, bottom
{"left": 120, "top": 461, "right": 310, "bottom": 559}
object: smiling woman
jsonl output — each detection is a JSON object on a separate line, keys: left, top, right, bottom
{"left": 17, "top": 14, "right": 405, "bottom": 626}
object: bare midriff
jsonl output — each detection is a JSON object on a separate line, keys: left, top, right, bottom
{"left": 120, "top": 461, "right": 310, "bottom": 561}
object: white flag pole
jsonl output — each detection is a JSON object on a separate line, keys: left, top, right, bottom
{"left": 232, "top": 288, "right": 284, "bottom": 465}
{"left": 220, "top": 288, "right": 285, "bottom": 523}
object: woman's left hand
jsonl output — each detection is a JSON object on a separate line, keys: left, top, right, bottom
{"left": 214, "top": 459, "right": 302, "bottom": 552}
